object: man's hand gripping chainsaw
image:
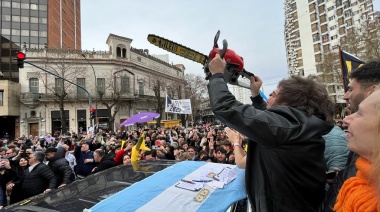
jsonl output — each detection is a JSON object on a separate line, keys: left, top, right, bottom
{"left": 147, "top": 30, "right": 254, "bottom": 89}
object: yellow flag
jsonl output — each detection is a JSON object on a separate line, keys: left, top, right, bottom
{"left": 131, "top": 133, "right": 151, "bottom": 162}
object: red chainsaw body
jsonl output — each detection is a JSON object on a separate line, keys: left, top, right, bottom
{"left": 209, "top": 47, "right": 244, "bottom": 71}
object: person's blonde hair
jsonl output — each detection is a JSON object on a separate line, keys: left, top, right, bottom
{"left": 369, "top": 96, "right": 380, "bottom": 196}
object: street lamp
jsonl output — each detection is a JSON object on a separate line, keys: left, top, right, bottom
{"left": 81, "top": 54, "right": 98, "bottom": 129}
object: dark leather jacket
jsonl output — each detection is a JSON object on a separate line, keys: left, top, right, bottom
{"left": 208, "top": 74, "right": 333, "bottom": 211}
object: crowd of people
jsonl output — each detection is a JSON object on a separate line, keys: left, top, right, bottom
{"left": 0, "top": 56, "right": 378, "bottom": 211}
{"left": 0, "top": 120, "right": 249, "bottom": 208}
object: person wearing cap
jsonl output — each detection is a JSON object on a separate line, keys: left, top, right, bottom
{"left": 74, "top": 140, "right": 94, "bottom": 178}
{"left": 45, "top": 147, "right": 74, "bottom": 188}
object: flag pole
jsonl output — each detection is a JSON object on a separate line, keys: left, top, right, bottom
{"left": 338, "top": 46, "right": 346, "bottom": 92}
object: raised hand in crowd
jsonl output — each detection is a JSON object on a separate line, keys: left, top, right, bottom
{"left": 225, "top": 127, "right": 246, "bottom": 168}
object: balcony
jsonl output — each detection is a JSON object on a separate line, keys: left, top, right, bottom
{"left": 20, "top": 92, "right": 42, "bottom": 108}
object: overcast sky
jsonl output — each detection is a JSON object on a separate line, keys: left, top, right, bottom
{"left": 81, "top": 1, "right": 380, "bottom": 96}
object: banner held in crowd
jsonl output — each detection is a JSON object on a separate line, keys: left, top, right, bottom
{"left": 339, "top": 49, "right": 365, "bottom": 92}
{"left": 165, "top": 95, "right": 192, "bottom": 114}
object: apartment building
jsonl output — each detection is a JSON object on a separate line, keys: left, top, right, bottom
{"left": 284, "top": 0, "right": 376, "bottom": 102}
{"left": 0, "top": 0, "right": 81, "bottom": 139}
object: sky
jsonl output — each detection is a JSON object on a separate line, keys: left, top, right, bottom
{"left": 81, "top": 1, "right": 380, "bottom": 96}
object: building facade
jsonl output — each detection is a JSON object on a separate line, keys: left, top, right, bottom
{"left": 19, "top": 34, "right": 186, "bottom": 137}
{"left": 284, "top": 0, "right": 376, "bottom": 102}
{"left": 0, "top": 0, "right": 81, "bottom": 139}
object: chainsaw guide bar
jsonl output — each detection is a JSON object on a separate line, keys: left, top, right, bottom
{"left": 147, "top": 34, "right": 208, "bottom": 65}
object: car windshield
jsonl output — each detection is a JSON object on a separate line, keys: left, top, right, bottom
{"left": 5, "top": 160, "right": 176, "bottom": 212}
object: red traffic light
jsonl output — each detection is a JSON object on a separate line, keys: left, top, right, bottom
{"left": 90, "top": 108, "right": 95, "bottom": 113}
{"left": 16, "top": 52, "right": 25, "bottom": 59}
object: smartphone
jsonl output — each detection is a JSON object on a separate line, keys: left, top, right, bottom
{"left": 326, "top": 171, "right": 337, "bottom": 179}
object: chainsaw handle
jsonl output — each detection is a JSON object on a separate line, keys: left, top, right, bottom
{"left": 205, "top": 39, "right": 228, "bottom": 80}
{"left": 214, "top": 30, "right": 220, "bottom": 48}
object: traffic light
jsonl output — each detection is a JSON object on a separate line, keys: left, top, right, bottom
{"left": 90, "top": 108, "right": 95, "bottom": 120}
{"left": 16, "top": 52, "right": 26, "bottom": 68}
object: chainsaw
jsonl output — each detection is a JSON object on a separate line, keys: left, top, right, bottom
{"left": 147, "top": 30, "right": 254, "bottom": 89}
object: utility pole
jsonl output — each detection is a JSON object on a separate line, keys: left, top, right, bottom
{"left": 81, "top": 54, "right": 98, "bottom": 131}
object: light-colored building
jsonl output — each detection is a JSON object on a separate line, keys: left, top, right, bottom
{"left": 231, "top": 78, "right": 251, "bottom": 105}
{"left": 19, "top": 33, "right": 186, "bottom": 136}
{"left": 284, "top": 0, "right": 376, "bottom": 102}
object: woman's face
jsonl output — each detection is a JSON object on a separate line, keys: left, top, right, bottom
{"left": 343, "top": 91, "right": 380, "bottom": 161}
{"left": 19, "top": 158, "right": 28, "bottom": 167}
{"left": 123, "top": 155, "right": 131, "bottom": 165}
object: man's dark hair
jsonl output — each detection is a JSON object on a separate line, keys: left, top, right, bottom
{"left": 94, "top": 149, "right": 105, "bottom": 157}
{"left": 8, "top": 148, "right": 16, "bottom": 154}
{"left": 215, "top": 147, "right": 227, "bottom": 154}
{"left": 350, "top": 61, "right": 380, "bottom": 89}
{"left": 34, "top": 151, "right": 45, "bottom": 162}
{"left": 276, "top": 75, "right": 334, "bottom": 123}
{"left": 187, "top": 146, "right": 196, "bottom": 152}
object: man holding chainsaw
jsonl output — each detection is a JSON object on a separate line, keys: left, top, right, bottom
{"left": 207, "top": 54, "right": 334, "bottom": 211}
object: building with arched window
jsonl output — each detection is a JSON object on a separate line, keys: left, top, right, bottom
{"left": 19, "top": 33, "right": 186, "bottom": 136}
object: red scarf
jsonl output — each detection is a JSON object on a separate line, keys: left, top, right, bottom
{"left": 334, "top": 157, "right": 380, "bottom": 211}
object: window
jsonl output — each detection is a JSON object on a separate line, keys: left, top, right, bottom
{"left": 77, "top": 78, "right": 86, "bottom": 98}
{"left": 55, "top": 78, "right": 63, "bottom": 94}
{"left": 138, "top": 81, "right": 144, "bottom": 95}
{"left": 2, "top": 15, "right": 11, "bottom": 21}
{"left": 21, "top": 30, "right": 29, "bottom": 36}
{"left": 30, "top": 4, "right": 38, "bottom": 10}
{"left": 21, "top": 3, "right": 29, "bottom": 9}
{"left": 327, "top": 6, "right": 335, "bottom": 11}
{"left": 30, "top": 31, "right": 38, "bottom": 36}
{"left": 328, "top": 15, "right": 336, "bottom": 21}
{"left": 12, "top": 15, "right": 20, "bottom": 22}
{"left": 331, "top": 35, "right": 338, "bottom": 40}
{"left": 39, "top": 5, "right": 47, "bottom": 11}
{"left": 21, "top": 16, "right": 29, "bottom": 22}
{"left": 0, "top": 90, "right": 3, "bottom": 106}
{"left": 30, "top": 17, "right": 38, "bottom": 23}
{"left": 11, "top": 29, "right": 20, "bottom": 35}
{"left": 2, "top": 1, "right": 10, "bottom": 7}
{"left": 330, "top": 25, "right": 338, "bottom": 30}
{"left": 39, "top": 18, "right": 47, "bottom": 24}
{"left": 2, "top": 29, "right": 10, "bottom": 35}
{"left": 97, "top": 78, "right": 105, "bottom": 96}
{"left": 29, "top": 78, "right": 39, "bottom": 93}
{"left": 120, "top": 76, "right": 130, "bottom": 93}
{"left": 39, "top": 31, "right": 47, "bottom": 37}
{"left": 12, "top": 2, "right": 20, "bottom": 8}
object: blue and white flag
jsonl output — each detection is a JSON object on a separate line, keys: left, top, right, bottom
{"left": 259, "top": 90, "right": 268, "bottom": 101}
{"left": 90, "top": 161, "right": 246, "bottom": 212}
{"left": 165, "top": 95, "right": 192, "bottom": 114}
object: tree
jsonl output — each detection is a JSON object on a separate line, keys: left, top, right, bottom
{"left": 167, "top": 80, "right": 187, "bottom": 126}
{"left": 184, "top": 73, "right": 208, "bottom": 123}
{"left": 40, "top": 49, "right": 86, "bottom": 133}
{"left": 97, "top": 69, "right": 131, "bottom": 132}
{"left": 317, "top": 20, "right": 380, "bottom": 115}
{"left": 151, "top": 79, "right": 166, "bottom": 127}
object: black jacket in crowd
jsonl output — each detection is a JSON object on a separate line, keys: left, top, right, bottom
{"left": 8, "top": 165, "right": 28, "bottom": 204}
{"left": 319, "top": 159, "right": 358, "bottom": 211}
{"left": 47, "top": 147, "right": 74, "bottom": 186}
{"left": 208, "top": 74, "right": 333, "bottom": 212}
{"left": 20, "top": 163, "right": 57, "bottom": 199}
{"left": 92, "top": 155, "right": 116, "bottom": 173}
